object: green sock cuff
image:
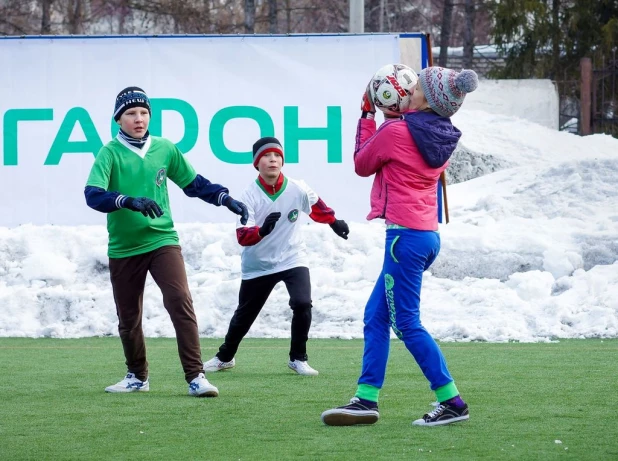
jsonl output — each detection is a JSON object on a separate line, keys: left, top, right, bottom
{"left": 355, "top": 384, "right": 380, "bottom": 402}
{"left": 435, "top": 382, "right": 459, "bottom": 402}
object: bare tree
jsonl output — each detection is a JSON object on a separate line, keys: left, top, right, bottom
{"left": 41, "top": 0, "right": 54, "bottom": 34}
{"left": 462, "top": 0, "right": 476, "bottom": 69}
{"left": 245, "top": 0, "right": 255, "bottom": 33}
{"left": 66, "top": 0, "right": 84, "bottom": 34}
{"left": 268, "top": 0, "right": 278, "bottom": 33}
{"left": 0, "top": 1, "right": 34, "bottom": 35}
{"left": 295, "top": 0, "right": 346, "bottom": 33}
{"left": 438, "top": 0, "right": 454, "bottom": 67}
{"left": 1, "top": 0, "right": 494, "bottom": 45}
{"left": 116, "top": 0, "right": 130, "bottom": 34}
{"left": 283, "top": 0, "right": 291, "bottom": 33}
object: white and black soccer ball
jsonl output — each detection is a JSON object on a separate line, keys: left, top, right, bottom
{"left": 368, "top": 64, "right": 419, "bottom": 116}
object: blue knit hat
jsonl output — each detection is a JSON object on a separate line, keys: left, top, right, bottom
{"left": 113, "top": 86, "right": 151, "bottom": 121}
{"left": 419, "top": 67, "right": 478, "bottom": 117}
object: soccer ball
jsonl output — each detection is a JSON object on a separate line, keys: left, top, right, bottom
{"left": 368, "top": 64, "right": 418, "bottom": 116}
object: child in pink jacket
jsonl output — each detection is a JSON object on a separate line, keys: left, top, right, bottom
{"left": 322, "top": 66, "right": 478, "bottom": 427}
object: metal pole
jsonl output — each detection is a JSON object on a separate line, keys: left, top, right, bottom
{"left": 580, "top": 57, "right": 592, "bottom": 136}
{"left": 426, "top": 33, "right": 449, "bottom": 225}
{"left": 349, "top": 0, "right": 364, "bottom": 33}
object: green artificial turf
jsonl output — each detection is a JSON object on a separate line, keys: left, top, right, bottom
{"left": 0, "top": 338, "right": 616, "bottom": 460}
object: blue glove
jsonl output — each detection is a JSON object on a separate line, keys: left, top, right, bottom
{"left": 123, "top": 197, "right": 164, "bottom": 219}
{"left": 224, "top": 195, "right": 249, "bottom": 225}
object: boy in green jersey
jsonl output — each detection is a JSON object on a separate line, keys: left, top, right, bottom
{"left": 85, "top": 86, "right": 248, "bottom": 397}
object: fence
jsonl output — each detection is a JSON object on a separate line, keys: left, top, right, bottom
{"left": 592, "top": 53, "right": 618, "bottom": 137}
{"left": 556, "top": 52, "right": 618, "bottom": 137}
{"left": 431, "top": 45, "right": 505, "bottom": 78}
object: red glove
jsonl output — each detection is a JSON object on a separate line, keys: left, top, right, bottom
{"left": 360, "top": 85, "right": 376, "bottom": 114}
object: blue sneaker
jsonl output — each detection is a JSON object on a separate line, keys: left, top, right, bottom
{"left": 105, "top": 373, "right": 149, "bottom": 393}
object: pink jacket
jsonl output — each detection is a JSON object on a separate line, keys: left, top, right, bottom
{"left": 354, "top": 111, "right": 461, "bottom": 231}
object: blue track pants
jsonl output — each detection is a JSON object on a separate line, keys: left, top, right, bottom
{"left": 357, "top": 228, "right": 454, "bottom": 393}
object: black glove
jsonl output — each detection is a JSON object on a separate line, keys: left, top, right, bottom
{"left": 224, "top": 196, "right": 249, "bottom": 225}
{"left": 123, "top": 197, "right": 164, "bottom": 219}
{"left": 258, "top": 212, "right": 282, "bottom": 237}
{"left": 330, "top": 219, "right": 349, "bottom": 240}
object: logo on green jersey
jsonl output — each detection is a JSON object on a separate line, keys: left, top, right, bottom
{"left": 287, "top": 209, "right": 299, "bottom": 223}
{"left": 155, "top": 168, "right": 166, "bottom": 186}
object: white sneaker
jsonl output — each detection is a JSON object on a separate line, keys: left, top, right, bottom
{"left": 203, "top": 356, "right": 235, "bottom": 372}
{"left": 105, "top": 373, "right": 149, "bottom": 393}
{"left": 189, "top": 373, "right": 219, "bottom": 397}
{"left": 288, "top": 360, "right": 319, "bottom": 376}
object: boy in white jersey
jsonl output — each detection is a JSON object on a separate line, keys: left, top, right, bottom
{"left": 204, "top": 137, "right": 349, "bottom": 376}
{"left": 85, "top": 86, "right": 249, "bottom": 397}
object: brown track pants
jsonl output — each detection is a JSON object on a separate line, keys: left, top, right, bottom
{"left": 109, "top": 245, "right": 203, "bottom": 383}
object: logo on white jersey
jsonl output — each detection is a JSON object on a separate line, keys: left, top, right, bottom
{"left": 287, "top": 209, "right": 299, "bottom": 222}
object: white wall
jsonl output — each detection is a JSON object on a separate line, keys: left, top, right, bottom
{"left": 0, "top": 34, "right": 423, "bottom": 226}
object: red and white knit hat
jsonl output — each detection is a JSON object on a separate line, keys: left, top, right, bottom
{"left": 252, "top": 136, "right": 284, "bottom": 169}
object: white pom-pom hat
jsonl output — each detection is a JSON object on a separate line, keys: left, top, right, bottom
{"left": 418, "top": 67, "right": 479, "bottom": 117}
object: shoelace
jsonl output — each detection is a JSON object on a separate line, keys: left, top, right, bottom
{"left": 426, "top": 404, "right": 446, "bottom": 418}
{"left": 123, "top": 374, "right": 145, "bottom": 386}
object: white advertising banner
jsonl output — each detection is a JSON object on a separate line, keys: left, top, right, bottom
{"left": 0, "top": 34, "right": 426, "bottom": 226}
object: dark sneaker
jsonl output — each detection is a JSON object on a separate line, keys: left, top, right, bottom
{"left": 321, "top": 397, "right": 379, "bottom": 426}
{"left": 412, "top": 402, "right": 469, "bottom": 426}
